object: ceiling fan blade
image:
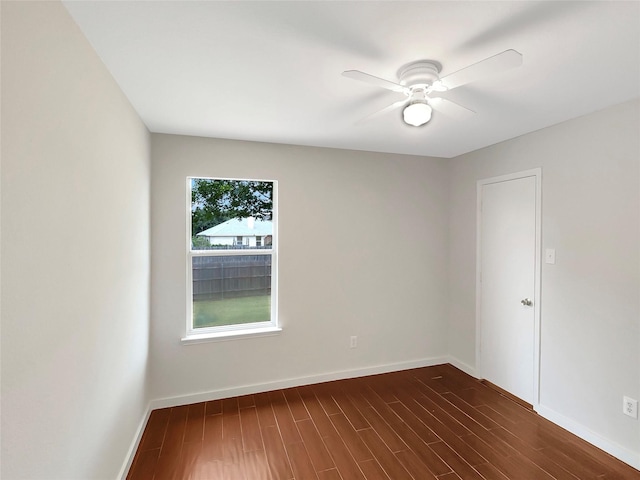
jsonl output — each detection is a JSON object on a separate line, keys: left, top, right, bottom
{"left": 439, "top": 49, "right": 523, "bottom": 90}
{"left": 356, "top": 99, "right": 407, "bottom": 124}
{"left": 429, "top": 97, "right": 475, "bottom": 120}
{"left": 342, "top": 70, "right": 406, "bottom": 93}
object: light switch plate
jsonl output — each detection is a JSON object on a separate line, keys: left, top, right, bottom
{"left": 545, "top": 248, "right": 556, "bottom": 264}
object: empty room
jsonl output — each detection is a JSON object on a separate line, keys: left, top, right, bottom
{"left": 1, "top": 1, "right": 639, "bottom": 479}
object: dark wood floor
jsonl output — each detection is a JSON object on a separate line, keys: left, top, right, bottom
{"left": 127, "top": 364, "right": 640, "bottom": 479}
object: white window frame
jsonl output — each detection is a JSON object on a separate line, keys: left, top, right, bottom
{"left": 182, "top": 177, "right": 280, "bottom": 344}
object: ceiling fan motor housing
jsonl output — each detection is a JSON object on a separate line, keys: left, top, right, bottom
{"left": 399, "top": 61, "right": 442, "bottom": 88}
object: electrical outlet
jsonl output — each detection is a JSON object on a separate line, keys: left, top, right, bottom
{"left": 350, "top": 336, "right": 357, "bottom": 348}
{"left": 623, "top": 396, "right": 638, "bottom": 419}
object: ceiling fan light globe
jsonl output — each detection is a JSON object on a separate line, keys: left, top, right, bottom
{"left": 403, "top": 102, "right": 432, "bottom": 126}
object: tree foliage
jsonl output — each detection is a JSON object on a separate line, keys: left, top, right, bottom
{"left": 191, "top": 179, "right": 273, "bottom": 236}
{"left": 191, "top": 235, "right": 213, "bottom": 249}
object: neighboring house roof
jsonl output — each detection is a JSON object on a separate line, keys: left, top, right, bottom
{"left": 196, "top": 217, "right": 272, "bottom": 237}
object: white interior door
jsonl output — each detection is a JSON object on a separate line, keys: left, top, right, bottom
{"left": 478, "top": 171, "right": 540, "bottom": 405}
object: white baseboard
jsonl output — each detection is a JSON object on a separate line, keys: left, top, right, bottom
{"left": 118, "top": 405, "right": 152, "bottom": 480}
{"left": 536, "top": 404, "right": 640, "bottom": 471}
{"left": 446, "top": 355, "right": 477, "bottom": 378}
{"left": 149, "top": 356, "right": 448, "bottom": 410}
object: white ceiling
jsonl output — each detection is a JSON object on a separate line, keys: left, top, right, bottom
{"left": 63, "top": 1, "right": 640, "bottom": 158}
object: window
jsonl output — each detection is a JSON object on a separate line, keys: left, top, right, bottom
{"left": 186, "top": 178, "right": 278, "bottom": 341}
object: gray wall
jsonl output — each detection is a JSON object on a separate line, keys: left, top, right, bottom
{"left": 448, "top": 99, "right": 640, "bottom": 462}
{"left": 1, "top": 2, "right": 151, "bottom": 478}
{"left": 150, "top": 134, "right": 451, "bottom": 402}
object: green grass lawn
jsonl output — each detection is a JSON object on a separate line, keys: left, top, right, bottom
{"left": 193, "top": 295, "right": 271, "bottom": 328}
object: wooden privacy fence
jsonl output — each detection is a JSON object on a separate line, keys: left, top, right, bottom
{"left": 192, "top": 254, "right": 271, "bottom": 301}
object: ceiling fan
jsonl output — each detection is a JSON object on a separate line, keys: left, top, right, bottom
{"left": 342, "top": 49, "right": 523, "bottom": 127}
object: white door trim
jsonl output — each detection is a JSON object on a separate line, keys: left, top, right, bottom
{"left": 476, "top": 168, "right": 542, "bottom": 408}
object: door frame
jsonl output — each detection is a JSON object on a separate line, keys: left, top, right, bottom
{"left": 475, "top": 168, "right": 542, "bottom": 408}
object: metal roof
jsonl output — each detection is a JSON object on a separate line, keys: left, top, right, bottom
{"left": 196, "top": 217, "right": 272, "bottom": 237}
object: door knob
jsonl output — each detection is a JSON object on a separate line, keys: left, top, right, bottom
{"left": 521, "top": 298, "right": 533, "bottom": 307}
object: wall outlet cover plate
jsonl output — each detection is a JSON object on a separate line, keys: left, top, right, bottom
{"left": 623, "top": 396, "right": 638, "bottom": 419}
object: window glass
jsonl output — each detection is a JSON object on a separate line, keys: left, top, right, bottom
{"left": 188, "top": 178, "right": 276, "bottom": 335}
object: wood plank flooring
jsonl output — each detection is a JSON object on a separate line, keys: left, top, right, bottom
{"left": 127, "top": 364, "right": 640, "bottom": 479}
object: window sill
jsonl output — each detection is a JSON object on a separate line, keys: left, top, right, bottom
{"left": 181, "top": 326, "right": 282, "bottom": 345}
